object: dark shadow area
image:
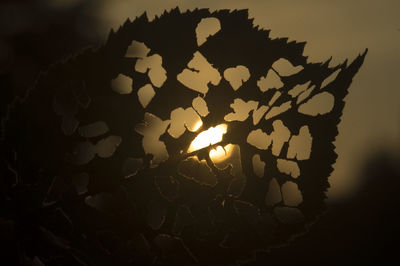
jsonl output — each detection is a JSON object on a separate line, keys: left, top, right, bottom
{"left": 246, "top": 150, "right": 400, "bottom": 266}
{"left": 1, "top": 148, "right": 399, "bottom": 264}
{"left": 0, "top": 0, "right": 99, "bottom": 119}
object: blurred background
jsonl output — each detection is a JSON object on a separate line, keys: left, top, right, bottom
{"left": 1, "top": 0, "right": 399, "bottom": 265}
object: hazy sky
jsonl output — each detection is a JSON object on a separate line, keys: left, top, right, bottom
{"left": 71, "top": 0, "right": 400, "bottom": 201}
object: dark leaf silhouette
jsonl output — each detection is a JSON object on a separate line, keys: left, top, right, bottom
{"left": 1, "top": 8, "right": 366, "bottom": 265}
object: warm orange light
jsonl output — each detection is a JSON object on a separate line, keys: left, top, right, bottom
{"left": 192, "top": 120, "right": 203, "bottom": 132}
{"left": 187, "top": 124, "right": 227, "bottom": 153}
{"left": 209, "top": 144, "right": 234, "bottom": 162}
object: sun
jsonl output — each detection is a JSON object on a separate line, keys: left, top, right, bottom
{"left": 187, "top": 124, "right": 228, "bottom": 153}
{"left": 209, "top": 144, "right": 234, "bottom": 162}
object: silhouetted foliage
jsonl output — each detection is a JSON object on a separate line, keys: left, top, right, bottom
{"left": 1, "top": 8, "right": 366, "bottom": 265}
